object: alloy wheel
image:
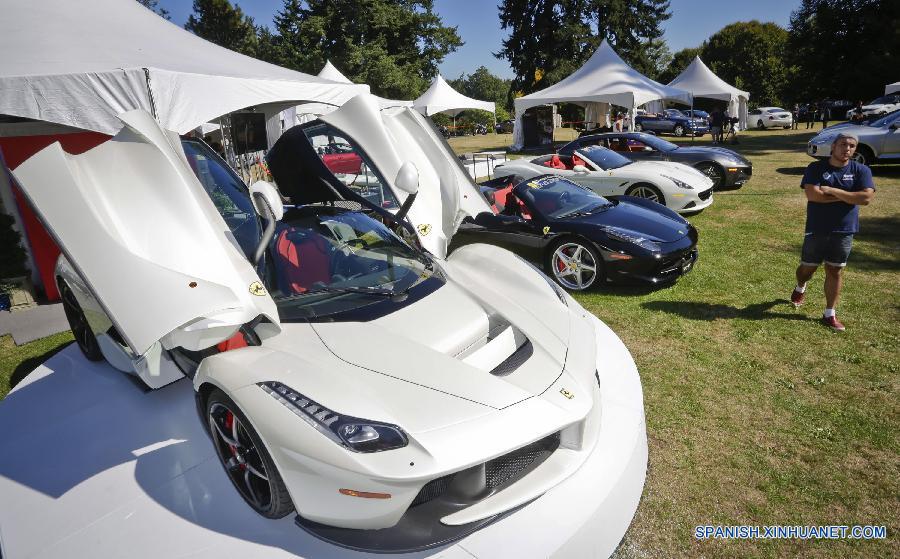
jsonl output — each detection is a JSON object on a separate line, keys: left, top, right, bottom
{"left": 551, "top": 242, "right": 598, "bottom": 290}
{"left": 674, "top": 125, "right": 685, "bottom": 136}
{"left": 626, "top": 184, "right": 662, "bottom": 203}
{"left": 209, "top": 401, "right": 273, "bottom": 513}
{"left": 697, "top": 163, "right": 724, "bottom": 188}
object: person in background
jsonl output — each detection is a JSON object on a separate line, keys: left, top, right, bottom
{"left": 850, "top": 101, "right": 865, "bottom": 122}
{"left": 791, "top": 104, "right": 800, "bottom": 130}
{"left": 820, "top": 101, "right": 830, "bottom": 129}
{"left": 807, "top": 102, "right": 818, "bottom": 129}
{"left": 790, "top": 132, "right": 875, "bottom": 331}
{"left": 709, "top": 107, "right": 723, "bottom": 144}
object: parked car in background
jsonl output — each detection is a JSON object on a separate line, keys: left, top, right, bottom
{"left": 634, "top": 109, "right": 709, "bottom": 137}
{"left": 495, "top": 119, "right": 515, "bottom": 133}
{"left": 821, "top": 99, "right": 854, "bottom": 120}
{"left": 808, "top": 110, "right": 900, "bottom": 165}
{"left": 559, "top": 132, "right": 752, "bottom": 189}
{"left": 749, "top": 107, "right": 792, "bottom": 129}
{"left": 493, "top": 145, "right": 714, "bottom": 213}
{"left": 844, "top": 94, "right": 900, "bottom": 119}
{"left": 683, "top": 110, "right": 710, "bottom": 124}
{"left": 458, "top": 175, "right": 699, "bottom": 290}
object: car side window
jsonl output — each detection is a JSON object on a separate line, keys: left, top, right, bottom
{"left": 303, "top": 123, "right": 401, "bottom": 211}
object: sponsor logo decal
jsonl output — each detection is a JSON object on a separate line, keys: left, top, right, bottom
{"left": 249, "top": 281, "right": 267, "bottom": 296}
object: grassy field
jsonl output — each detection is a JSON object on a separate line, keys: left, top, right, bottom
{"left": 1, "top": 126, "right": 897, "bottom": 557}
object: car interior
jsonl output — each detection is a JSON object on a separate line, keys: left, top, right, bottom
{"left": 532, "top": 153, "right": 589, "bottom": 170}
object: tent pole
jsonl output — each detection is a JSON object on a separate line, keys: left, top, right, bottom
{"left": 690, "top": 96, "right": 694, "bottom": 142}
{"left": 142, "top": 67, "right": 158, "bottom": 121}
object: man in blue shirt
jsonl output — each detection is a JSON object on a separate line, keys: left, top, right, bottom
{"left": 791, "top": 133, "right": 875, "bottom": 331}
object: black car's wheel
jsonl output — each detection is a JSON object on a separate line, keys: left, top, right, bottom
{"left": 851, "top": 145, "right": 873, "bottom": 166}
{"left": 625, "top": 183, "right": 665, "bottom": 206}
{"left": 673, "top": 124, "right": 685, "bottom": 136}
{"left": 756, "top": 119, "right": 765, "bottom": 129}
{"left": 59, "top": 280, "right": 103, "bottom": 361}
{"left": 634, "top": 123, "right": 643, "bottom": 132}
{"left": 695, "top": 162, "right": 725, "bottom": 189}
{"left": 207, "top": 388, "right": 294, "bottom": 519}
{"left": 547, "top": 239, "right": 602, "bottom": 291}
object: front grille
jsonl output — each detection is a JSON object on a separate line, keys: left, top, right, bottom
{"left": 485, "top": 432, "right": 561, "bottom": 489}
{"left": 698, "top": 188, "right": 713, "bottom": 201}
{"left": 657, "top": 249, "right": 696, "bottom": 276}
{"left": 410, "top": 473, "right": 456, "bottom": 507}
{"left": 490, "top": 340, "right": 533, "bottom": 377}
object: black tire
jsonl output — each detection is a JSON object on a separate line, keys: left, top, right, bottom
{"left": 756, "top": 119, "right": 765, "bottom": 130}
{"left": 634, "top": 123, "right": 643, "bottom": 132}
{"left": 673, "top": 125, "right": 685, "bottom": 136}
{"left": 206, "top": 388, "right": 294, "bottom": 519}
{"left": 695, "top": 162, "right": 725, "bottom": 189}
{"left": 851, "top": 145, "right": 874, "bottom": 166}
{"left": 58, "top": 280, "right": 103, "bottom": 361}
{"left": 625, "top": 183, "right": 665, "bottom": 206}
{"left": 545, "top": 238, "right": 603, "bottom": 291}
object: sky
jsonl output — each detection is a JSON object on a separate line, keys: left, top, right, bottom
{"left": 157, "top": 0, "right": 799, "bottom": 79}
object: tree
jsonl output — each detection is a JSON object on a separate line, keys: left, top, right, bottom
{"left": 700, "top": 21, "right": 789, "bottom": 106}
{"left": 496, "top": 0, "right": 671, "bottom": 100}
{"left": 448, "top": 66, "right": 513, "bottom": 123}
{"left": 271, "top": 0, "right": 462, "bottom": 99}
{"left": 185, "top": 0, "right": 259, "bottom": 58}
{"left": 785, "top": 0, "right": 900, "bottom": 103}
{"left": 657, "top": 46, "right": 701, "bottom": 85}
{"left": 136, "top": 0, "right": 171, "bottom": 20}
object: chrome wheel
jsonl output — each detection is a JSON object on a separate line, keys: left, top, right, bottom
{"left": 634, "top": 123, "right": 642, "bottom": 132}
{"left": 626, "top": 183, "right": 664, "bottom": 205}
{"left": 550, "top": 242, "right": 599, "bottom": 291}
{"left": 59, "top": 281, "right": 102, "bottom": 361}
{"left": 674, "top": 125, "right": 685, "bottom": 136}
{"left": 207, "top": 392, "right": 293, "bottom": 518}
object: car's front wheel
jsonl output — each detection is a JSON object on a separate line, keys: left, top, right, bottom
{"left": 757, "top": 119, "right": 765, "bottom": 129}
{"left": 851, "top": 145, "right": 874, "bottom": 166}
{"left": 59, "top": 280, "right": 103, "bottom": 361}
{"left": 625, "top": 183, "right": 665, "bottom": 206}
{"left": 206, "top": 388, "right": 294, "bottom": 519}
{"left": 634, "top": 123, "right": 643, "bottom": 132}
{"left": 673, "top": 124, "right": 685, "bottom": 136}
{"left": 695, "top": 162, "right": 725, "bottom": 189}
{"left": 547, "top": 239, "right": 602, "bottom": 291}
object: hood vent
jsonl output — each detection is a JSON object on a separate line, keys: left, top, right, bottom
{"left": 489, "top": 340, "right": 533, "bottom": 377}
{"left": 460, "top": 320, "right": 532, "bottom": 376}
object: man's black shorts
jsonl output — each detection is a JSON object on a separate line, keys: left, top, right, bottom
{"left": 800, "top": 232, "right": 853, "bottom": 267}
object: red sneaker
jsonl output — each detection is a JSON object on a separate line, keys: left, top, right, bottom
{"left": 821, "top": 315, "right": 846, "bottom": 331}
{"left": 790, "top": 289, "right": 806, "bottom": 307}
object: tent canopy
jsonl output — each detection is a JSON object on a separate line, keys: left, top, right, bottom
{"left": 514, "top": 40, "right": 692, "bottom": 113}
{"left": 413, "top": 75, "right": 495, "bottom": 117}
{"left": 886, "top": 82, "right": 900, "bottom": 95}
{"left": 0, "top": 0, "right": 368, "bottom": 135}
{"left": 667, "top": 56, "right": 749, "bottom": 130}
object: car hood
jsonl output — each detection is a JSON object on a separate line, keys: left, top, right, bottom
{"left": 310, "top": 276, "right": 571, "bottom": 409}
{"left": 627, "top": 160, "right": 713, "bottom": 187}
{"left": 566, "top": 200, "right": 690, "bottom": 243}
{"left": 810, "top": 124, "right": 873, "bottom": 144}
{"left": 672, "top": 146, "right": 751, "bottom": 165}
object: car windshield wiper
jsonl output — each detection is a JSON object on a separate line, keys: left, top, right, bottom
{"left": 587, "top": 203, "right": 614, "bottom": 213}
{"left": 307, "top": 285, "right": 398, "bottom": 297}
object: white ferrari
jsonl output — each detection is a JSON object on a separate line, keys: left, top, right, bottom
{"left": 494, "top": 145, "right": 715, "bottom": 213}
{"left": 12, "top": 98, "right": 646, "bottom": 556}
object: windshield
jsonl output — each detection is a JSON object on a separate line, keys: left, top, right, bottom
{"left": 181, "top": 139, "right": 261, "bottom": 261}
{"left": 577, "top": 145, "right": 632, "bottom": 170}
{"left": 869, "top": 95, "right": 900, "bottom": 105}
{"left": 868, "top": 111, "right": 900, "bottom": 127}
{"left": 514, "top": 176, "right": 611, "bottom": 219}
{"left": 768, "top": 108, "right": 786, "bottom": 113}
{"left": 267, "top": 208, "right": 434, "bottom": 320}
{"left": 666, "top": 109, "right": 685, "bottom": 117}
{"left": 635, "top": 134, "right": 679, "bottom": 152}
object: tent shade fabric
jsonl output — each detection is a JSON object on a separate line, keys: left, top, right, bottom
{"left": 667, "top": 56, "right": 750, "bottom": 130}
{"left": 0, "top": 0, "right": 367, "bottom": 135}
{"left": 511, "top": 40, "right": 691, "bottom": 148}
{"left": 413, "top": 75, "right": 496, "bottom": 117}
{"left": 886, "top": 82, "right": 900, "bottom": 95}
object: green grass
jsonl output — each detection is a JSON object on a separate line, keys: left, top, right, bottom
{"left": 1, "top": 126, "right": 897, "bottom": 558}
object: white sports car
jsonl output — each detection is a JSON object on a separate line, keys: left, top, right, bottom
{"left": 493, "top": 145, "right": 714, "bottom": 213}
{"left": 13, "top": 99, "right": 647, "bottom": 556}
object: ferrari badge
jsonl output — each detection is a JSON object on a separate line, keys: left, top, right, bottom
{"left": 417, "top": 223, "right": 432, "bottom": 236}
{"left": 542, "top": 226, "right": 551, "bottom": 235}
{"left": 249, "top": 281, "right": 268, "bottom": 296}
{"left": 560, "top": 388, "right": 575, "bottom": 400}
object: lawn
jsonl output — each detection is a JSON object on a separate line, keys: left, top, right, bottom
{"left": 1, "top": 125, "right": 897, "bottom": 558}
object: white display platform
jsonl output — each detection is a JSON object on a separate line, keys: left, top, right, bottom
{"left": 0, "top": 345, "right": 644, "bottom": 559}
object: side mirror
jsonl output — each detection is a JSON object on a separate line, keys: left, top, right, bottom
{"left": 573, "top": 165, "right": 589, "bottom": 173}
{"left": 250, "top": 180, "right": 283, "bottom": 221}
{"left": 395, "top": 162, "right": 420, "bottom": 195}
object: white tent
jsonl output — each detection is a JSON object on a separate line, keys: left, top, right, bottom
{"left": 413, "top": 75, "right": 496, "bottom": 117}
{"left": 283, "top": 61, "right": 413, "bottom": 127}
{"left": 667, "top": 57, "right": 750, "bottom": 130}
{"left": 512, "top": 40, "right": 692, "bottom": 149}
{"left": 886, "top": 82, "right": 900, "bottom": 95}
{"left": 0, "top": 0, "right": 367, "bottom": 136}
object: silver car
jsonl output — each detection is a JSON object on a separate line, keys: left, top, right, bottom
{"left": 807, "top": 111, "right": 900, "bottom": 165}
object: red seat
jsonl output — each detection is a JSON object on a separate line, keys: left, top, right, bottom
{"left": 543, "top": 155, "right": 566, "bottom": 170}
{"left": 275, "top": 230, "right": 332, "bottom": 294}
{"left": 572, "top": 154, "right": 586, "bottom": 167}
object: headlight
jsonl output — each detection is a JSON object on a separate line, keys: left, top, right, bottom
{"left": 603, "top": 227, "right": 660, "bottom": 251}
{"left": 661, "top": 174, "right": 694, "bottom": 189}
{"left": 259, "top": 381, "right": 408, "bottom": 453}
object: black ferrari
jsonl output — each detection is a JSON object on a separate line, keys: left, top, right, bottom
{"left": 558, "top": 131, "right": 752, "bottom": 190}
{"left": 452, "top": 175, "right": 699, "bottom": 291}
